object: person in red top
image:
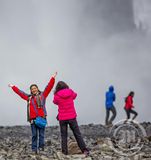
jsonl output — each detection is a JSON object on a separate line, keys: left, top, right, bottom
{"left": 8, "top": 72, "right": 57, "bottom": 154}
{"left": 124, "top": 91, "right": 138, "bottom": 121}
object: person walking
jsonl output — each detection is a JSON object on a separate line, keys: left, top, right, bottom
{"left": 124, "top": 91, "right": 138, "bottom": 121}
{"left": 8, "top": 72, "right": 57, "bottom": 154}
{"left": 105, "top": 85, "right": 117, "bottom": 126}
{"left": 53, "top": 81, "right": 89, "bottom": 156}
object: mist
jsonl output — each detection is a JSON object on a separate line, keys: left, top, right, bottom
{"left": 0, "top": 0, "right": 151, "bottom": 126}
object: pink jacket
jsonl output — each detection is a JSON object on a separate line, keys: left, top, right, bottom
{"left": 53, "top": 89, "right": 77, "bottom": 120}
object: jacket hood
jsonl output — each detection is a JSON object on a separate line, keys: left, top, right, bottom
{"left": 109, "top": 85, "right": 114, "bottom": 92}
{"left": 56, "top": 89, "right": 73, "bottom": 99}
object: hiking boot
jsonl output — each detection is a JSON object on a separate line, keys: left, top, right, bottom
{"left": 38, "top": 147, "right": 45, "bottom": 155}
{"left": 39, "top": 147, "right": 44, "bottom": 151}
{"left": 30, "top": 150, "right": 38, "bottom": 155}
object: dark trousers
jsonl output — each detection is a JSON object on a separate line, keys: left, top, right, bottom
{"left": 31, "top": 123, "right": 45, "bottom": 151}
{"left": 59, "top": 118, "right": 87, "bottom": 155}
{"left": 124, "top": 108, "right": 138, "bottom": 120}
{"left": 105, "top": 106, "right": 117, "bottom": 125}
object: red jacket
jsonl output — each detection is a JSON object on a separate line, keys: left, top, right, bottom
{"left": 53, "top": 88, "right": 77, "bottom": 120}
{"left": 125, "top": 95, "right": 134, "bottom": 110}
{"left": 11, "top": 77, "right": 55, "bottom": 121}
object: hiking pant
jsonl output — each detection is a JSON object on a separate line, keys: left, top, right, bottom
{"left": 124, "top": 108, "right": 138, "bottom": 120}
{"left": 59, "top": 118, "right": 87, "bottom": 155}
{"left": 31, "top": 123, "right": 45, "bottom": 151}
{"left": 105, "top": 106, "right": 117, "bottom": 125}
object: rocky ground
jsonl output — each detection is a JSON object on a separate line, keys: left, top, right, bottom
{"left": 0, "top": 122, "right": 151, "bottom": 160}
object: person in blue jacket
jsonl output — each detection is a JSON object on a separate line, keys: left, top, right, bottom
{"left": 105, "top": 85, "right": 117, "bottom": 126}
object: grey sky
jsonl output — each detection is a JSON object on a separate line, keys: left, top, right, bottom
{"left": 0, "top": 0, "right": 151, "bottom": 126}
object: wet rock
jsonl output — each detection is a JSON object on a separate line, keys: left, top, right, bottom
{"left": 68, "top": 137, "right": 82, "bottom": 154}
{"left": 0, "top": 123, "right": 151, "bottom": 159}
{"left": 147, "top": 136, "right": 151, "bottom": 141}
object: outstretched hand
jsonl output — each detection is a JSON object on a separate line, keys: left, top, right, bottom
{"left": 52, "top": 72, "right": 57, "bottom": 78}
{"left": 8, "top": 84, "right": 13, "bottom": 88}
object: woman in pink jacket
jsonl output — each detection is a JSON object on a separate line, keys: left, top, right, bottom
{"left": 53, "top": 81, "right": 89, "bottom": 156}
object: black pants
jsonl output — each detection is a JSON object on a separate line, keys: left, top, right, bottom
{"left": 59, "top": 118, "right": 87, "bottom": 155}
{"left": 125, "top": 108, "right": 138, "bottom": 120}
{"left": 105, "top": 106, "right": 117, "bottom": 125}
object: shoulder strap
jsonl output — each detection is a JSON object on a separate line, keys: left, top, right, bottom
{"left": 27, "top": 96, "right": 32, "bottom": 122}
{"left": 31, "top": 94, "right": 47, "bottom": 117}
{"left": 31, "top": 98, "right": 38, "bottom": 116}
{"left": 41, "top": 94, "right": 47, "bottom": 116}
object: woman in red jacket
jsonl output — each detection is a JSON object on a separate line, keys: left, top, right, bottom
{"left": 53, "top": 81, "right": 89, "bottom": 156}
{"left": 8, "top": 72, "right": 57, "bottom": 154}
{"left": 124, "top": 91, "right": 138, "bottom": 121}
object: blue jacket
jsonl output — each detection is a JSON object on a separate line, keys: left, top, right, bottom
{"left": 105, "top": 86, "right": 116, "bottom": 109}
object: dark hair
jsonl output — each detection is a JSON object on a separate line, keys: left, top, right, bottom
{"left": 30, "top": 84, "right": 41, "bottom": 94}
{"left": 129, "top": 91, "right": 134, "bottom": 96}
{"left": 125, "top": 91, "right": 134, "bottom": 102}
{"left": 54, "top": 81, "right": 69, "bottom": 94}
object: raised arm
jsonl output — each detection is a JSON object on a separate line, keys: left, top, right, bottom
{"left": 43, "top": 72, "right": 57, "bottom": 98}
{"left": 8, "top": 84, "right": 29, "bottom": 101}
{"left": 53, "top": 95, "right": 59, "bottom": 105}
